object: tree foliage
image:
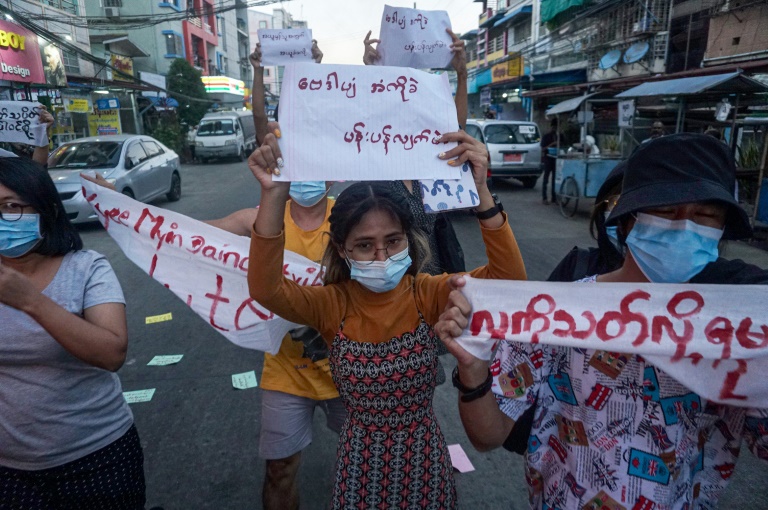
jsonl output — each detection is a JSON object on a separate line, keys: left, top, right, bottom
{"left": 166, "top": 58, "right": 210, "bottom": 129}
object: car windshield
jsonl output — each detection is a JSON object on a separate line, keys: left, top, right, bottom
{"left": 484, "top": 124, "right": 540, "bottom": 144}
{"left": 48, "top": 141, "right": 123, "bottom": 169}
{"left": 197, "top": 120, "right": 235, "bottom": 136}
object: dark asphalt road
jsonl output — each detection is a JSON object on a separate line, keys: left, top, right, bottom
{"left": 75, "top": 160, "right": 768, "bottom": 509}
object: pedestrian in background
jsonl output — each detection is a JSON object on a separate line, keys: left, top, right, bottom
{"left": 540, "top": 118, "right": 562, "bottom": 205}
{"left": 0, "top": 157, "right": 145, "bottom": 509}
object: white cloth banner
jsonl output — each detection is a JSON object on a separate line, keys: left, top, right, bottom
{"left": 0, "top": 101, "right": 47, "bottom": 146}
{"left": 277, "top": 63, "right": 461, "bottom": 182}
{"left": 457, "top": 276, "right": 768, "bottom": 408}
{"left": 81, "top": 178, "right": 322, "bottom": 355}
{"left": 258, "top": 29, "right": 313, "bottom": 65}
{"left": 376, "top": 5, "right": 453, "bottom": 69}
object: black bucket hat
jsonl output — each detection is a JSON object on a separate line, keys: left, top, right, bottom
{"left": 606, "top": 133, "right": 752, "bottom": 240}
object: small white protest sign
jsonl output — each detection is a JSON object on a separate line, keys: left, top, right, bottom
{"left": 277, "top": 63, "right": 461, "bottom": 182}
{"left": 81, "top": 178, "right": 325, "bottom": 355}
{"left": 421, "top": 162, "right": 479, "bottom": 212}
{"left": 456, "top": 276, "right": 768, "bottom": 408}
{"left": 0, "top": 101, "right": 47, "bottom": 146}
{"left": 376, "top": 5, "right": 453, "bottom": 69}
{"left": 258, "top": 29, "right": 313, "bottom": 65}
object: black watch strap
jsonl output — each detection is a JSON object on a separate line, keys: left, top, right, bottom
{"left": 474, "top": 193, "right": 504, "bottom": 220}
{"left": 452, "top": 366, "right": 493, "bottom": 402}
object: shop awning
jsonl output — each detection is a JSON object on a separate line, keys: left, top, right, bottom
{"left": 545, "top": 92, "right": 599, "bottom": 116}
{"left": 460, "top": 29, "right": 479, "bottom": 40}
{"left": 89, "top": 35, "right": 149, "bottom": 58}
{"left": 479, "top": 11, "right": 505, "bottom": 28}
{"left": 493, "top": 5, "right": 532, "bottom": 27}
{"left": 541, "top": 0, "right": 585, "bottom": 23}
{"left": 615, "top": 71, "right": 768, "bottom": 98}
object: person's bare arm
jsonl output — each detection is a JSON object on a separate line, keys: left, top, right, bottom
{"left": 448, "top": 29, "right": 468, "bottom": 128}
{"left": 250, "top": 44, "right": 270, "bottom": 146}
{"left": 31, "top": 105, "right": 54, "bottom": 166}
{"left": 0, "top": 264, "right": 127, "bottom": 372}
{"left": 205, "top": 208, "right": 258, "bottom": 237}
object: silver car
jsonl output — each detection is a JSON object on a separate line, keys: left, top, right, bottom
{"left": 48, "top": 134, "right": 181, "bottom": 224}
{"left": 465, "top": 119, "right": 542, "bottom": 188}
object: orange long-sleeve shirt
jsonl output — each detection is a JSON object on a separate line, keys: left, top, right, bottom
{"left": 248, "top": 213, "right": 526, "bottom": 344}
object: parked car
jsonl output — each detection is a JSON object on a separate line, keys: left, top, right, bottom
{"left": 48, "top": 134, "right": 182, "bottom": 224}
{"left": 195, "top": 110, "right": 257, "bottom": 163}
{"left": 465, "top": 119, "right": 542, "bottom": 188}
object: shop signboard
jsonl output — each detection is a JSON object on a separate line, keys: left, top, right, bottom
{"left": 491, "top": 55, "right": 525, "bottom": 84}
{"left": 64, "top": 98, "right": 91, "bottom": 113}
{"left": 96, "top": 98, "right": 120, "bottom": 110}
{"left": 38, "top": 38, "right": 67, "bottom": 87}
{"left": 0, "top": 20, "right": 45, "bottom": 84}
{"left": 88, "top": 109, "right": 121, "bottom": 136}
{"left": 480, "top": 87, "right": 491, "bottom": 106}
{"left": 110, "top": 54, "right": 134, "bottom": 81}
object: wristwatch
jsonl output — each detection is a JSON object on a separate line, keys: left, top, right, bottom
{"left": 452, "top": 366, "right": 493, "bottom": 402}
{"left": 474, "top": 193, "right": 504, "bottom": 220}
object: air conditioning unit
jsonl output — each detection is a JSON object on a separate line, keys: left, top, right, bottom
{"left": 104, "top": 7, "right": 120, "bottom": 18}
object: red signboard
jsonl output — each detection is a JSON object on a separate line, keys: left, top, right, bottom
{"left": 0, "top": 20, "right": 45, "bottom": 84}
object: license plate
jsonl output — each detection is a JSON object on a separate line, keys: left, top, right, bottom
{"left": 503, "top": 153, "right": 523, "bottom": 163}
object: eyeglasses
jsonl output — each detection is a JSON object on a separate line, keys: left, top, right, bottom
{"left": 345, "top": 237, "right": 409, "bottom": 264}
{"left": 0, "top": 202, "right": 32, "bottom": 222}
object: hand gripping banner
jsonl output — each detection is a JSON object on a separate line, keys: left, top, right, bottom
{"left": 456, "top": 276, "right": 768, "bottom": 408}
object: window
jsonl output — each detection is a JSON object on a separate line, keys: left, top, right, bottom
{"left": 126, "top": 142, "right": 149, "bottom": 165}
{"left": 263, "top": 68, "right": 270, "bottom": 77}
{"left": 514, "top": 22, "right": 531, "bottom": 44}
{"left": 259, "top": 20, "right": 268, "bottom": 29}
{"left": 264, "top": 83, "right": 271, "bottom": 92}
{"left": 42, "top": 0, "right": 78, "bottom": 15}
{"left": 141, "top": 141, "right": 164, "bottom": 158}
{"left": 465, "top": 124, "right": 484, "bottom": 143}
{"left": 62, "top": 49, "right": 80, "bottom": 75}
{"left": 219, "top": 16, "right": 226, "bottom": 50}
{"left": 484, "top": 124, "right": 540, "bottom": 144}
{"left": 102, "top": 0, "right": 123, "bottom": 6}
{"left": 158, "top": 0, "right": 183, "bottom": 11}
{"left": 163, "top": 31, "right": 184, "bottom": 57}
{"left": 197, "top": 120, "right": 235, "bottom": 136}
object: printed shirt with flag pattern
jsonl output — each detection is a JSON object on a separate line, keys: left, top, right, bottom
{"left": 492, "top": 275, "right": 768, "bottom": 510}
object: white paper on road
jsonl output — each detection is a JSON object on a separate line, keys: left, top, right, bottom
{"left": 455, "top": 276, "right": 768, "bottom": 408}
{"left": 0, "top": 101, "right": 47, "bottom": 146}
{"left": 376, "top": 5, "right": 453, "bottom": 69}
{"left": 420, "top": 162, "right": 479, "bottom": 212}
{"left": 232, "top": 370, "right": 258, "bottom": 390}
{"left": 258, "top": 29, "right": 313, "bottom": 65}
{"left": 147, "top": 355, "right": 184, "bottom": 366}
{"left": 123, "top": 389, "right": 156, "bottom": 403}
{"left": 81, "top": 178, "right": 324, "bottom": 355}
{"left": 276, "top": 62, "right": 461, "bottom": 182}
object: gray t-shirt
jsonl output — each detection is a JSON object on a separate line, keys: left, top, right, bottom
{"left": 0, "top": 250, "right": 134, "bottom": 470}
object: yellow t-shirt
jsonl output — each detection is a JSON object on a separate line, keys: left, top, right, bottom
{"left": 259, "top": 199, "right": 339, "bottom": 400}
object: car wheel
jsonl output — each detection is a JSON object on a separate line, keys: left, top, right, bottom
{"left": 520, "top": 176, "right": 538, "bottom": 189}
{"left": 166, "top": 172, "right": 182, "bottom": 202}
{"left": 237, "top": 147, "right": 245, "bottom": 162}
{"left": 122, "top": 188, "right": 135, "bottom": 199}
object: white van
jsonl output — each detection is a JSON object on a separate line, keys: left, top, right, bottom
{"left": 195, "top": 110, "right": 256, "bottom": 163}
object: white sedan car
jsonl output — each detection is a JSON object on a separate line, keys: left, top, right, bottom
{"left": 49, "top": 134, "right": 181, "bottom": 224}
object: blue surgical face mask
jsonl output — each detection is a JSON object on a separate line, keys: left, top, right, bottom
{"left": 0, "top": 213, "right": 43, "bottom": 258}
{"left": 289, "top": 181, "right": 328, "bottom": 207}
{"left": 347, "top": 245, "right": 412, "bottom": 293}
{"left": 626, "top": 212, "right": 722, "bottom": 283}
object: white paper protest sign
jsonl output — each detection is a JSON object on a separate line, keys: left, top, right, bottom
{"left": 421, "top": 161, "right": 479, "bottom": 212}
{"left": 81, "top": 178, "right": 324, "bottom": 355}
{"left": 376, "top": 5, "right": 453, "bottom": 69}
{"left": 456, "top": 276, "right": 768, "bottom": 407}
{"left": 0, "top": 101, "right": 47, "bottom": 146}
{"left": 278, "top": 63, "right": 461, "bottom": 182}
{"left": 258, "top": 29, "right": 313, "bottom": 65}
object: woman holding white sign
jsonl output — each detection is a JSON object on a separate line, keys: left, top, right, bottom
{"left": 0, "top": 158, "right": 145, "bottom": 508}
{"left": 247, "top": 127, "right": 526, "bottom": 509}
{"left": 436, "top": 134, "right": 768, "bottom": 510}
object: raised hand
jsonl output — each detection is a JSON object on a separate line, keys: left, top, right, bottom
{"left": 437, "top": 131, "right": 490, "bottom": 190}
{"left": 311, "top": 39, "right": 324, "bottom": 63}
{"left": 447, "top": 29, "right": 467, "bottom": 75}
{"left": 247, "top": 125, "right": 288, "bottom": 194}
{"left": 362, "top": 30, "right": 380, "bottom": 65}
{"left": 249, "top": 43, "right": 262, "bottom": 68}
